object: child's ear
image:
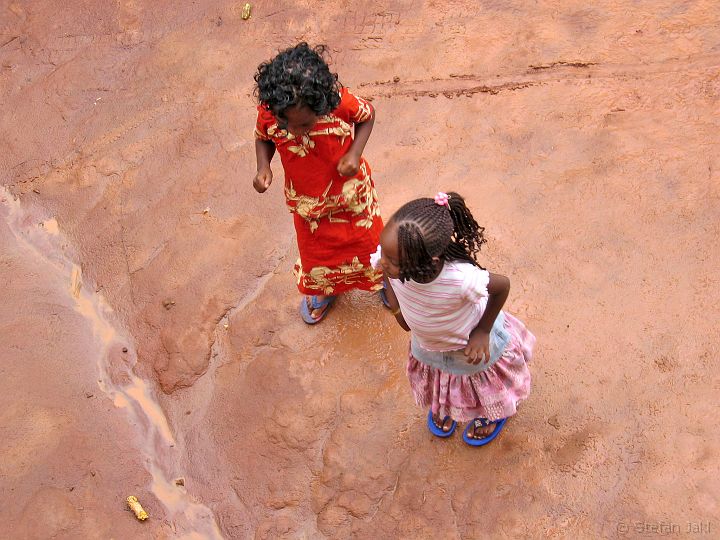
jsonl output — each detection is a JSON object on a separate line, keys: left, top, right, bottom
{"left": 431, "top": 256, "right": 441, "bottom": 263}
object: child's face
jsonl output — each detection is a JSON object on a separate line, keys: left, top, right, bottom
{"left": 379, "top": 221, "right": 401, "bottom": 279}
{"left": 280, "top": 105, "right": 318, "bottom": 138}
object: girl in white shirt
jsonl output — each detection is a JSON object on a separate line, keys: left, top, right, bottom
{"left": 379, "top": 192, "right": 535, "bottom": 446}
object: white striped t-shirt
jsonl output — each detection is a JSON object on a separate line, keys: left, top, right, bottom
{"left": 389, "top": 261, "right": 490, "bottom": 351}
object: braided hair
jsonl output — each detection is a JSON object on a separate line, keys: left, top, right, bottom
{"left": 391, "top": 192, "right": 486, "bottom": 282}
{"left": 254, "top": 43, "right": 341, "bottom": 118}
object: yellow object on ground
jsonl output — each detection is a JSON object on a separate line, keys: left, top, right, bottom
{"left": 127, "top": 496, "right": 149, "bottom": 521}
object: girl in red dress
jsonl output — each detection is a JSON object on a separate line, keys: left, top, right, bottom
{"left": 253, "top": 43, "right": 387, "bottom": 323}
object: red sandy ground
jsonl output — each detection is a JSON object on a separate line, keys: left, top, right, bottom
{"left": 1, "top": 1, "right": 719, "bottom": 538}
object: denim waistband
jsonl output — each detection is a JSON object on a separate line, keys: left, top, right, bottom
{"left": 410, "top": 311, "right": 511, "bottom": 375}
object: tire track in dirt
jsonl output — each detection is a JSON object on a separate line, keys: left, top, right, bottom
{"left": 359, "top": 52, "right": 720, "bottom": 99}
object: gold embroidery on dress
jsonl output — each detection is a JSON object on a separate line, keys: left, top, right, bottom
{"left": 285, "top": 180, "right": 333, "bottom": 232}
{"left": 284, "top": 160, "right": 381, "bottom": 233}
{"left": 353, "top": 99, "right": 372, "bottom": 123}
{"left": 266, "top": 123, "right": 287, "bottom": 138}
{"left": 294, "top": 257, "right": 384, "bottom": 294}
{"left": 340, "top": 161, "right": 381, "bottom": 229}
{"left": 286, "top": 133, "right": 315, "bottom": 157}
{"left": 308, "top": 116, "right": 352, "bottom": 146}
{"left": 365, "top": 266, "right": 385, "bottom": 291}
{"left": 265, "top": 115, "right": 352, "bottom": 157}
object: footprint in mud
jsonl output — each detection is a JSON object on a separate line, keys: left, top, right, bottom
{"left": 551, "top": 427, "right": 598, "bottom": 470}
{"left": 265, "top": 396, "right": 333, "bottom": 451}
{"left": 312, "top": 402, "right": 404, "bottom": 534}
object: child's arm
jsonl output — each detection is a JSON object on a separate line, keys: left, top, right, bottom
{"left": 464, "top": 273, "right": 510, "bottom": 365}
{"left": 337, "top": 109, "right": 375, "bottom": 177}
{"left": 383, "top": 278, "right": 410, "bottom": 332}
{"left": 254, "top": 139, "right": 276, "bottom": 193}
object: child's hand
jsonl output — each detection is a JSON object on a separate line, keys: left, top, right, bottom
{"left": 465, "top": 330, "right": 490, "bottom": 366}
{"left": 337, "top": 151, "right": 360, "bottom": 177}
{"left": 253, "top": 167, "right": 273, "bottom": 193}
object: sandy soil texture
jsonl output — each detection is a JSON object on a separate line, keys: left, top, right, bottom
{"left": 1, "top": 0, "right": 719, "bottom": 538}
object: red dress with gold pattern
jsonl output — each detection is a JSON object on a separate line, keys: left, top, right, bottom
{"left": 254, "top": 87, "right": 384, "bottom": 295}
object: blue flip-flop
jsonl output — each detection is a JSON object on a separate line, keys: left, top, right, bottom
{"left": 427, "top": 409, "right": 457, "bottom": 438}
{"left": 379, "top": 287, "right": 391, "bottom": 309}
{"left": 299, "top": 295, "right": 336, "bottom": 325}
{"left": 462, "top": 417, "right": 507, "bottom": 446}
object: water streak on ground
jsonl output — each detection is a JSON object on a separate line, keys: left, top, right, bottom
{"left": 0, "top": 187, "right": 223, "bottom": 539}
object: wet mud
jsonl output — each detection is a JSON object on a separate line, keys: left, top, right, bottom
{"left": 1, "top": 1, "right": 719, "bottom": 538}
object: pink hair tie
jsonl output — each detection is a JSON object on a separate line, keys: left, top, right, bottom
{"left": 434, "top": 192, "right": 450, "bottom": 207}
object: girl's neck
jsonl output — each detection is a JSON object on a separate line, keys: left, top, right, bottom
{"left": 413, "top": 259, "right": 444, "bottom": 284}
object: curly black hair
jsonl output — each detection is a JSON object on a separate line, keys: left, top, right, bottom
{"left": 391, "top": 192, "right": 487, "bottom": 283}
{"left": 254, "top": 43, "right": 341, "bottom": 118}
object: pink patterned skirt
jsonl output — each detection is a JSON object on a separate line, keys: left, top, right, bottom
{"left": 407, "top": 312, "right": 535, "bottom": 423}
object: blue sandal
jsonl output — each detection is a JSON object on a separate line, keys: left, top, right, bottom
{"left": 427, "top": 410, "right": 457, "bottom": 438}
{"left": 462, "top": 417, "right": 507, "bottom": 446}
{"left": 379, "top": 287, "right": 391, "bottom": 309}
{"left": 299, "top": 295, "right": 337, "bottom": 325}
